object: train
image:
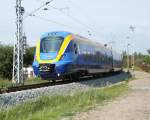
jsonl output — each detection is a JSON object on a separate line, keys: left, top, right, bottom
{"left": 32, "top": 31, "right": 123, "bottom": 80}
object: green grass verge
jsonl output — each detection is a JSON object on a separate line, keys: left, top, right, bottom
{"left": 24, "top": 78, "right": 48, "bottom": 85}
{"left": 0, "top": 83, "right": 129, "bottom": 120}
{"left": 134, "top": 66, "right": 143, "bottom": 71}
{"left": 0, "top": 78, "right": 12, "bottom": 88}
{"left": 0, "top": 77, "right": 48, "bottom": 88}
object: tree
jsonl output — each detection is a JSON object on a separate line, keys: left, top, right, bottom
{"left": 0, "top": 45, "right": 13, "bottom": 79}
{"left": 0, "top": 45, "right": 36, "bottom": 80}
{"left": 147, "top": 49, "right": 150, "bottom": 55}
{"left": 24, "top": 47, "right": 36, "bottom": 67}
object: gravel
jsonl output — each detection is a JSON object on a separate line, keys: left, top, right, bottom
{"left": 71, "top": 71, "right": 150, "bottom": 120}
{"left": 0, "top": 72, "right": 130, "bottom": 109}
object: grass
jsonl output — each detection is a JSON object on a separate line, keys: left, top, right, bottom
{"left": 0, "top": 77, "right": 48, "bottom": 88}
{"left": 0, "top": 78, "right": 12, "bottom": 88}
{"left": 24, "top": 77, "right": 48, "bottom": 85}
{"left": 0, "top": 83, "right": 129, "bottom": 120}
{"left": 134, "top": 66, "right": 143, "bottom": 71}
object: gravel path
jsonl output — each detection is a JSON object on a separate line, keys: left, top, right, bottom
{"left": 71, "top": 71, "right": 150, "bottom": 120}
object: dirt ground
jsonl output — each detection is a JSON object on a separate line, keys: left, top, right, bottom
{"left": 71, "top": 71, "right": 150, "bottom": 120}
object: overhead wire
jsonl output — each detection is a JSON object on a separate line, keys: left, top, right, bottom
{"left": 31, "top": 15, "right": 78, "bottom": 29}
{"left": 24, "top": 0, "right": 74, "bottom": 29}
{"left": 24, "top": 0, "right": 91, "bottom": 32}
{"left": 67, "top": 0, "right": 104, "bottom": 34}
{"left": 65, "top": 0, "right": 120, "bottom": 44}
{"left": 67, "top": 0, "right": 96, "bottom": 25}
{"left": 49, "top": 5, "right": 95, "bottom": 31}
{"left": 24, "top": 0, "right": 79, "bottom": 30}
{"left": 24, "top": 0, "right": 54, "bottom": 19}
{"left": 25, "top": 0, "right": 102, "bottom": 38}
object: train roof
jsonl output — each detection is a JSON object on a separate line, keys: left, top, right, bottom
{"left": 41, "top": 31, "right": 106, "bottom": 47}
{"left": 40, "top": 31, "right": 120, "bottom": 54}
{"left": 40, "top": 31, "right": 72, "bottom": 39}
{"left": 73, "top": 34, "right": 122, "bottom": 55}
{"left": 73, "top": 34, "right": 112, "bottom": 51}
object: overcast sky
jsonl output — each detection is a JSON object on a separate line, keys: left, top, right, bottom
{"left": 0, "top": 0, "right": 150, "bottom": 54}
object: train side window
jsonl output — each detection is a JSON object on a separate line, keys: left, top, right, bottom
{"left": 74, "top": 43, "right": 78, "bottom": 54}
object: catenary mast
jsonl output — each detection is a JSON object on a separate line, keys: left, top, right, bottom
{"left": 12, "top": 0, "right": 54, "bottom": 85}
{"left": 13, "top": 0, "right": 25, "bottom": 85}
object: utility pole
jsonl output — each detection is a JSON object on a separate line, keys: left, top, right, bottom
{"left": 13, "top": 0, "right": 25, "bottom": 85}
{"left": 129, "top": 25, "right": 136, "bottom": 71}
{"left": 108, "top": 41, "right": 116, "bottom": 50}
{"left": 127, "top": 43, "right": 130, "bottom": 72}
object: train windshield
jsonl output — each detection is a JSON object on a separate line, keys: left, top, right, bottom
{"left": 40, "top": 36, "right": 64, "bottom": 53}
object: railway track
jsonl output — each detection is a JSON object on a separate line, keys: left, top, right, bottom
{"left": 0, "top": 72, "right": 127, "bottom": 94}
{"left": 0, "top": 71, "right": 131, "bottom": 109}
{"left": 0, "top": 80, "right": 73, "bottom": 94}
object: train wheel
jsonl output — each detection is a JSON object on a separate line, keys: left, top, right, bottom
{"left": 72, "top": 73, "right": 80, "bottom": 81}
{"left": 92, "top": 74, "right": 98, "bottom": 78}
{"left": 61, "top": 76, "right": 67, "bottom": 81}
{"left": 52, "top": 79, "right": 56, "bottom": 83}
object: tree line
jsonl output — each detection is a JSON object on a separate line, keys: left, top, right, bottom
{"left": 122, "top": 50, "right": 150, "bottom": 72}
{"left": 0, "top": 45, "right": 35, "bottom": 79}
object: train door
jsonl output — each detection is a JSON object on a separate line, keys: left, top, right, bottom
{"left": 110, "top": 50, "right": 114, "bottom": 71}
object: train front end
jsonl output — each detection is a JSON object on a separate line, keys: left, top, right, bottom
{"left": 32, "top": 31, "right": 74, "bottom": 80}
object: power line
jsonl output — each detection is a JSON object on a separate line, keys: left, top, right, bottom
{"left": 67, "top": 0, "right": 96, "bottom": 25}
{"left": 46, "top": 5, "right": 93, "bottom": 31}
{"left": 32, "top": 15, "right": 78, "bottom": 29}
{"left": 50, "top": 5, "right": 91, "bottom": 28}
{"left": 24, "top": 0, "right": 94, "bottom": 33}
{"left": 47, "top": 5, "right": 102, "bottom": 36}
{"left": 25, "top": 0, "right": 102, "bottom": 37}
{"left": 24, "top": 0, "right": 54, "bottom": 19}
{"left": 67, "top": 0, "right": 103, "bottom": 37}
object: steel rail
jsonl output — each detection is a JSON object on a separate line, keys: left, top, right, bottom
{"left": 0, "top": 72, "right": 126, "bottom": 94}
